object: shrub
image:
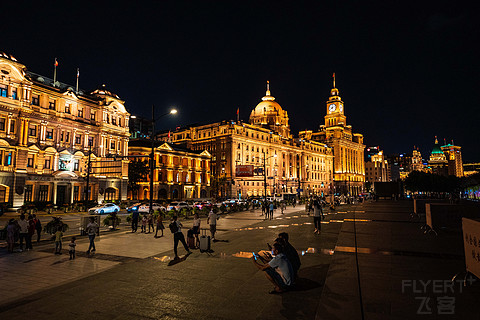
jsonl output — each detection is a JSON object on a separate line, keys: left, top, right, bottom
{"left": 103, "top": 214, "right": 122, "bottom": 228}
{"left": 44, "top": 217, "right": 69, "bottom": 234}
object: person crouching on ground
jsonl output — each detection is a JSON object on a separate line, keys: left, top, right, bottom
{"left": 252, "top": 242, "right": 293, "bottom": 294}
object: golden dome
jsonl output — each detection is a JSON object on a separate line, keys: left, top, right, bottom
{"left": 251, "top": 81, "right": 284, "bottom": 115}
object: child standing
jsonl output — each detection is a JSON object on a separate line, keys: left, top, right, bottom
{"left": 141, "top": 214, "right": 147, "bottom": 233}
{"left": 69, "top": 237, "right": 76, "bottom": 260}
{"left": 54, "top": 227, "right": 63, "bottom": 255}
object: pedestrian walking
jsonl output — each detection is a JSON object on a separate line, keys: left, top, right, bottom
{"left": 86, "top": 217, "right": 98, "bottom": 254}
{"left": 147, "top": 212, "right": 154, "bottom": 234}
{"left": 6, "top": 219, "right": 16, "bottom": 253}
{"left": 69, "top": 237, "right": 76, "bottom": 260}
{"left": 33, "top": 214, "right": 42, "bottom": 242}
{"left": 131, "top": 210, "right": 139, "bottom": 232}
{"left": 169, "top": 216, "right": 191, "bottom": 259}
{"left": 192, "top": 213, "right": 201, "bottom": 247}
{"left": 17, "top": 214, "right": 28, "bottom": 252}
{"left": 207, "top": 209, "right": 219, "bottom": 240}
{"left": 154, "top": 211, "right": 165, "bottom": 238}
{"left": 313, "top": 198, "right": 323, "bottom": 234}
{"left": 26, "top": 215, "right": 35, "bottom": 250}
{"left": 269, "top": 202, "right": 274, "bottom": 220}
{"left": 141, "top": 214, "right": 147, "bottom": 233}
{"left": 54, "top": 227, "right": 63, "bottom": 254}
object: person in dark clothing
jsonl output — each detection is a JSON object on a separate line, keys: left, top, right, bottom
{"left": 278, "top": 232, "right": 301, "bottom": 279}
{"left": 131, "top": 210, "right": 139, "bottom": 232}
{"left": 171, "top": 216, "right": 191, "bottom": 259}
{"left": 33, "top": 214, "right": 42, "bottom": 242}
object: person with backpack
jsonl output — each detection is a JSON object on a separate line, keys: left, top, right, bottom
{"left": 169, "top": 216, "right": 191, "bottom": 260}
{"left": 313, "top": 198, "right": 323, "bottom": 234}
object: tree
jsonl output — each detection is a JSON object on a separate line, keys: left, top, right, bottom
{"left": 404, "top": 171, "right": 461, "bottom": 194}
{"left": 128, "top": 160, "right": 149, "bottom": 200}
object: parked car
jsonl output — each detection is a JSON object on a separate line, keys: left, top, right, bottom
{"left": 88, "top": 203, "right": 121, "bottom": 215}
{"left": 167, "top": 202, "right": 190, "bottom": 211}
{"left": 194, "top": 201, "right": 213, "bottom": 210}
{"left": 138, "top": 203, "right": 166, "bottom": 213}
{"left": 127, "top": 203, "right": 142, "bottom": 213}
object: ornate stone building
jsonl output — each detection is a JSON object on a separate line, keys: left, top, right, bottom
{"left": 128, "top": 140, "right": 211, "bottom": 201}
{"left": 158, "top": 82, "right": 334, "bottom": 199}
{"left": 0, "top": 52, "right": 130, "bottom": 208}
{"left": 300, "top": 76, "right": 365, "bottom": 195}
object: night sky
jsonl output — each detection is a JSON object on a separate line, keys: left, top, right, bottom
{"left": 3, "top": 2, "right": 479, "bottom": 161}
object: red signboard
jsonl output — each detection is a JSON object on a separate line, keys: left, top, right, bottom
{"left": 236, "top": 165, "right": 254, "bottom": 177}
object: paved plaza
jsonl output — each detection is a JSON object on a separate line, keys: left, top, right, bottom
{"left": 0, "top": 201, "right": 479, "bottom": 319}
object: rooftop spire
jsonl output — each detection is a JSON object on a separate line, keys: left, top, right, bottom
{"left": 333, "top": 72, "right": 336, "bottom": 88}
{"left": 266, "top": 80, "right": 271, "bottom": 96}
{"left": 435, "top": 136, "right": 438, "bottom": 144}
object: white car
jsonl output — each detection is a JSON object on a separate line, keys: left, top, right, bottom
{"left": 88, "top": 203, "right": 121, "bottom": 215}
{"left": 167, "top": 202, "right": 190, "bottom": 211}
{"left": 138, "top": 203, "right": 166, "bottom": 213}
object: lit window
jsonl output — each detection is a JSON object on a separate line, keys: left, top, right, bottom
{"left": 28, "top": 125, "right": 37, "bottom": 137}
{"left": 0, "top": 118, "right": 5, "bottom": 131}
{"left": 75, "top": 135, "right": 82, "bottom": 145}
{"left": 49, "top": 100, "right": 56, "bottom": 110}
{"left": 44, "top": 157, "right": 51, "bottom": 169}
{"left": 32, "top": 94, "right": 39, "bottom": 106}
{"left": 65, "top": 104, "right": 71, "bottom": 114}
{"left": 11, "top": 88, "right": 17, "bottom": 100}
{"left": 0, "top": 84, "right": 7, "bottom": 97}
{"left": 78, "top": 108, "right": 83, "bottom": 118}
{"left": 9, "top": 120, "right": 15, "bottom": 133}
{"left": 91, "top": 112, "right": 95, "bottom": 121}
{"left": 27, "top": 156, "right": 34, "bottom": 167}
{"left": 46, "top": 129, "right": 53, "bottom": 139}
{"left": 74, "top": 161, "right": 79, "bottom": 171}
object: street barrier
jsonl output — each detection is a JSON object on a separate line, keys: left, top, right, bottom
{"left": 426, "top": 204, "right": 480, "bottom": 232}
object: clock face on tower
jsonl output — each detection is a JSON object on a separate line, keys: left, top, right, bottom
{"left": 329, "top": 104, "right": 336, "bottom": 112}
{"left": 339, "top": 104, "right": 343, "bottom": 112}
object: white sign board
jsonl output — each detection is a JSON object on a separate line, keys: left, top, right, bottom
{"left": 462, "top": 217, "right": 480, "bottom": 279}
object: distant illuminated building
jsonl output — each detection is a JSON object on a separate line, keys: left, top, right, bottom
{"left": 365, "top": 150, "right": 388, "bottom": 190}
{"left": 365, "top": 146, "right": 380, "bottom": 162}
{"left": 441, "top": 142, "right": 463, "bottom": 177}
{"left": 428, "top": 137, "right": 448, "bottom": 176}
{"left": 158, "top": 82, "right": 334, "bottom": 199}
{"left": 411, "top": 147, "right": 424, "bottom": 172}
{"left": 300, "top": 74, "right": 365, "bottom": 195}
{"left": 463, "top": 163, "right": 480, "bottom": 177}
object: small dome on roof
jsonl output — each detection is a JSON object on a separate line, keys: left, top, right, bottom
{"left": 431, "top": 137, "right": 443, "bottom": 155}
{"left": 90, "top": 84, "right": 121, "bottom": 99}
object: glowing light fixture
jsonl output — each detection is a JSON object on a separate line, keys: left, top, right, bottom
{"left": 170, "top": 109, "right": 178, "bottom": 114}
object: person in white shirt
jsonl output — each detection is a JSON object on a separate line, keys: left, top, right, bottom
{"left": 86, "top": 217, "right": 98, "bottom": 254}
{"left": 252, "top": 242, "right": 293, "bottom": 294}
{"left": 17, "top": 214, "right": 29, "bottom": 251}
{"left": 207, "top": 210, "right": 219, "bottom": 240}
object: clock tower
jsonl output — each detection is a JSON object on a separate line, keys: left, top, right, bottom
{"left": 324, "top": 73, "right": 346, "bottom": 128}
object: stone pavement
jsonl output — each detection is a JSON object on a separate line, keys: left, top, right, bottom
{"left": 0, "top": 201, "right": 478, "bottom": 319}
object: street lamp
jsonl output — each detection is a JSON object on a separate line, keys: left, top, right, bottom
{"left": 262, "top": 151, "right": 277, "bottom": 200}
{"left": 149, "top": 106, "right": 177, "bottom": 214}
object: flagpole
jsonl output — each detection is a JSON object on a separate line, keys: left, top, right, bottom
{"left": 237, "top": 107, "right": 239, "bottom": 122}
{"left": 53, "top": 58, "right": 58, "bottom": 86}
{"left": 76, "top": 68, "right": 79, "bottom": 93}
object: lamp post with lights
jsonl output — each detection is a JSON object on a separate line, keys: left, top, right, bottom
{"left": 262, "top": 151, "right": 277, "bottom": 200}
{"left": 149, "top": 106, "right": 177, "bottom": 214}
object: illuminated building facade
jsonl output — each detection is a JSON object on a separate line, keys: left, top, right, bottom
{"left": 411, "top": 148, "right": 424, "bottom": 172}
{"left": 441, "top": 143, "right": 463, "bottom": 177}
{"left": 0, "top": 52, "right": 130, "bottom": 208}
{"left": 300, "top": 76, "right": 365, "bottom": 195}
{"left": 428, "top": 138, "right": 448, "bottom": 176}
{"left": 158, "top": 82, "right": 334, "bottom": 199}
{"left": 128, "top": 140, "right": 211, "bottom": 200}
{"left": 365, "top": 151, "right": 388, "bottom": 187}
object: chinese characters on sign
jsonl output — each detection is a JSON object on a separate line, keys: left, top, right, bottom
{"left": 462, "top": 217, "right": 480, "bottom": 279}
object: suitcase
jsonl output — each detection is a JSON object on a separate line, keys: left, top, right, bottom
{"left": 187, "top": 235, "right": 195, "bottom": 249}
{"left": 199, "top": 229, "right": 210, "bottom": 252}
